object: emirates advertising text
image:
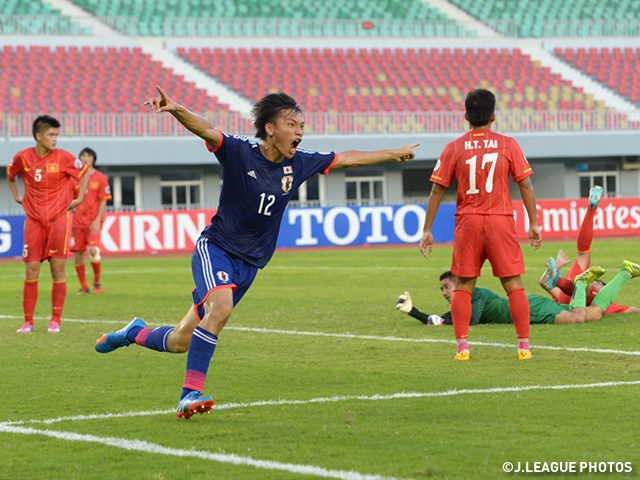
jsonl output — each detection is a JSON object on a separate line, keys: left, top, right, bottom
{"left": 1, "top": 198, "right": 639, "bottom": 258}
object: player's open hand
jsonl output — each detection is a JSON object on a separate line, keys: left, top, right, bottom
{"left": 143, "top": 86, "right": 177, "bottom": 113}
{"left": 419, "top": 230, "right": 434, "bottom": 259}
{"left": 393, "top": 143, "right": 420, "bottom": 162}
{"left": 529, "top": 224, "right": 542, "bottom": 250}
{"left": 555, "top": 249, "right": 570, "bottom": 269}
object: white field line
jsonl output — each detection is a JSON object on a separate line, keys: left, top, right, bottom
{"left": 4, "top": 380, "right": 640, "bottom": 427}
{"left": 0, "top": 264, "right": 553, "bottom": 280}
{"left": 0, "top": 424, "right": 407, "bottom": 480}
{"left": 2, "top": 316, "right": 640, "bottom": 357}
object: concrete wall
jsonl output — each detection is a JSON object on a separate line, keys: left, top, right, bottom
{"left": 2, "top": 132, "right": 639, "bottom": 215}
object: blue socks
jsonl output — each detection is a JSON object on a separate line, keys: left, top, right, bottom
{"left": 181, "top": 326, "right": 218, "bottom": 399}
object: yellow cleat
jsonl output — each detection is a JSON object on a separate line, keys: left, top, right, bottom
{"left": 622, "top": 260, "right": 640, "bottom": 278}
{"left": 454, "top": 350, "right": 470, "bottom": 361}
{"left": 574, "top": 266, "right": 605, "bottom": 286}
{"left": 518, "top": 349, "right": 533, "bottom": 360}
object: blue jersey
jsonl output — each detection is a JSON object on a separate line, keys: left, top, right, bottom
{"left": 202, "top": 132, "right": 337, "bottom": 268}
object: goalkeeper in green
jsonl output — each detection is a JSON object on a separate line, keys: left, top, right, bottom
{"left": 397, "top": 261, "right": 640, "bottom": 326}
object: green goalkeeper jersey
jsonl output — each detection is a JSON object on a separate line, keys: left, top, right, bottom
{"left": 442, "top": 286, "right": 519, "bottom": 325}
{"left": 441, "top": 286, "right": 566, "bottom": 325}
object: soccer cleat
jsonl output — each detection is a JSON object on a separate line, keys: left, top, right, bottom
{"left": 621, "top": 260, "right": 640, "bottom": 278}
{"left": 545, "top": 257, "right": 560, "bottom": 290}
{"left": 77, "top": 288, "right": 90, "bottom": 295}
{"left": 588, "top": 185, "right": 604, "bottom": 209}
{"left": 518, "top": 349, "right": 533, "bottom": 360}
{"left": 48, "top": 321, "right": 60, "bottom": 333}
{"left": 574, "top": 266, "right": 605, "bottom": 286}
{"left": 93, "top": 282, "right": 102, "bottom": 294}
{"left": 16, "top": 322, "right": 34, "bottom": 333}
{"left": 454, "top": 350, "right": 470, "bottom": 361}
{"left": 395, "top": 291, "right": 413, "bottom": 313}
{"left": 95, "top": 317, "right": 146, "bottom": 353}
{"left": 176, "top": 391, "right": 215, "bottom": 419}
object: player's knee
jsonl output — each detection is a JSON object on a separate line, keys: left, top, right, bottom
{"left": 89, "top": 246, "right": 101, "bottom": 262}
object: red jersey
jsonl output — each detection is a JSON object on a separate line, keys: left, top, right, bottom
{"left": 72, "top": 169, "right": 112, "bottom": 228}
{"left": 431, "top": 129, "right": 533, "bottom": 216}
{"left": 7, "top": 147, "right": 87, "bottom": 225}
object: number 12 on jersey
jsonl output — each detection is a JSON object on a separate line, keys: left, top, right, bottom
{"left": 465, "top": 152, "right": 498, "bottom": 194}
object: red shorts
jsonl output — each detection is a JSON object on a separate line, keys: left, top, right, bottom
{"left": 70, "top": 226, "right": 101, "bottom": 252}
{"left": 604, "top": 302, "right": 629, "bottom": 315}
{"left": 23, "top": 212, "right": 71, "bottom": 262}
{"left": 451, "top": 214, "right": 525, "bottom": 278}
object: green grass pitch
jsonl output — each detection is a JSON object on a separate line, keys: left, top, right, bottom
{"left": 1, "top": 238, "right": 640, "bottom": 479}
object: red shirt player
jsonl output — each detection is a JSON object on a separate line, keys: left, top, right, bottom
{"left": 6, "top": 115, "right": 90, "bottom": 334}
{"left": 420, "top": 89, "right": 542, "bottom": 361}
{"left": 70, "top": 147, "right": 112, "bottom": 295}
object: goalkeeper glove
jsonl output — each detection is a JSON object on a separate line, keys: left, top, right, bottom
{"left": 427, "top": 315, "right": 444, "bottom": 326}
{"left": 396, "top": 291, "right": 413, "bottom": 313}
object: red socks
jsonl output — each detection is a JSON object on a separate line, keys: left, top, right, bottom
{"left": 75, "top": 264, "right": 88, "bottom": 290}
{"left": 577, "top": 207, "right": 595, "bottom": 253}
{"left": 508, "top": 288, "right": 530, "bottom": 339}
{"left": 23, "top": 279, "right": 38, "bottom": 324}
{"left": 51, "top": 280, "right": 67, "bottom": 323}
{"left": 451, "top": 289, "right": 472, "bottom": 340}
{"left": 91, "top": 261, "right": 101, "bottom": 285}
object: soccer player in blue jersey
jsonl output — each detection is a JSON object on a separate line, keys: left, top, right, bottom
{"left": 95, "top": 86, "right": 419, "bottom": 419}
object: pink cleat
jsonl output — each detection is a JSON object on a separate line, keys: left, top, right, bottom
{"left": 48, "top": 321, "right": 61, "bottom": 333}
{"left": 17, "top": 322, "right": 34, "bottom": 333}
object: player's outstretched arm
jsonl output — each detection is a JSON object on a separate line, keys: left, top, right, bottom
{"left": 333, "top": 143, "right": 419, "bottom": 169}
{"left": 517, "top": 177, "right": 542, "bottom": 250}
{"left": 420, "top": 183, "right": 446, "bottom": 259}
{"left": 143, "top": 85, "right": 221, "bottom": 149}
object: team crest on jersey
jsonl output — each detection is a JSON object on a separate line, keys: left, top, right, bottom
{"left": 46, "top": 163, "right": 59, "bottom": 173}
{"left": 283, "top": 165, "right": 293, "bottom": 174}
{"left": 90, "top": 181, "right": 99, "bottom": 190}
{"left": 216, "top": 271, "right": 229, "bottom": 283}
{"left": 281, "top": 175, "right": 293, "bottom": 193}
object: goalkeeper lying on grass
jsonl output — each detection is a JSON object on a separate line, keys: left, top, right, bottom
{"left": 397, "top": 261, "right": 640, "bottom": 326}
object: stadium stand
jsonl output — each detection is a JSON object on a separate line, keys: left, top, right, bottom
{"left": 176, "top": 46, "right": 599, "bottom": 113}
{"left": 449, "top": 0, "right": 640, "bottom": 37}
{"left": 0, "top": 44, "right": 226, "bottom": 114}
{"left": 553, "top": 46, "right": 640, "bottom": 105}
{"left": 0, "top": 0, "right": 88, "bottom": 34}
{"left": 66, "top": 0, "right": 473, "bottom": 37}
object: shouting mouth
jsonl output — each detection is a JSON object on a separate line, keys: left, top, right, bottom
{"left": 290, "top": 138, "right": 301, "bottom": 154}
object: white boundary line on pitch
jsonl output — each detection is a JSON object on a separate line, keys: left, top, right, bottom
{"left": 0, "top": 424, "right": 407, "bottom": 480}
{"left": 3, "top": 380, "right": 640, "bottom": 427}
{"left": 3, "top": 315, "right": 640, "bottom": 357}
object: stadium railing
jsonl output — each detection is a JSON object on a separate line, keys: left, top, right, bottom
{"left": 98, "top": 16, "right": 476, "bottom": 37}
{"left": 1, "top": 15, "right": 638, "bottom": 38}
{"left": 0, "top": 111, "right": 638, "bottom": 138}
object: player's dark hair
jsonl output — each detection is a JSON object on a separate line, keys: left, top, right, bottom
{"left": 465, "top": 89, "right": 496, "bottom": 127}
{"left": 32, "top": 115, "right": 61, "bottom": 140}
{"left": 439, "top": 270, "right": 455, "bottom": 282}
{"left": 79, "top": 147, "right": 98, "bottom": 165}
{"left": 251, "top": 92, "right": 302, "bottom": 140}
